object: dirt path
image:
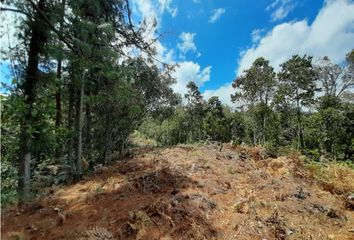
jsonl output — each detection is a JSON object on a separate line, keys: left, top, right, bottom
{"left": 2, "top": 145, "right": 354, "bottom": 239}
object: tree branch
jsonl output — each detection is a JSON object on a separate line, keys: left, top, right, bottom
{"left": 1, "top": 7, "right": 29, "bottom": 16}
{"left": 26, "top": 0, "right": 83, "bottom": 57}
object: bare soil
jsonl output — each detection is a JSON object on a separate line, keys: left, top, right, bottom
{"left": 2, "top": 144, "right": 354, "bottom": 240}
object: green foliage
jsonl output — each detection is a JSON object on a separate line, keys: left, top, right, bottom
{"left": 303, "top": 148, "right": 321, "bottom": 162}
{"left": 278, "top": 55, "right": 318, "bottom": 107}
{"left": 184, "top": 81, "right": 205, "bottom": 142}
{"left": 139, "top": 108, "right": 189, "bottom": 146}
{"left": 159, "top": 109, "right": 189, "bottom": 145}
{"left": 277, "top": 55, "right": 318, "bottom": 149}
{"left": 1, "top": 95, "right": 20, "bottom": 207}
{"left": 263, "top": 142, "right": 279, "bottom": 158}
{"left": 1, "top": 161, "right": 18, "bottom": 207}
{"left": 1, "top": 0, "right": 353, "bottom": 207}
{"left": 226, "top": 111, "right": 246, "bottom": 144}
{"left": 203, "top": 96, "right": 230, "bottom": 142}
{"left": 1, "top": 0, "right": 177, "bottom": 204}
{"left": 232, "top": 57, "right": 276, "bottom": 145}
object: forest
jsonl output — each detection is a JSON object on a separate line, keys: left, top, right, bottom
{"left": 1, "top": 1, "right": 354, "bottom": 239}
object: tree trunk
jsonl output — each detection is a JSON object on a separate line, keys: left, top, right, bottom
{"left": 85, "top": 89, "right": 92, "bottom": 160}
{"left": 263, "top": 114, "right": 266, "bottom": 145}
{"left": 18, "top": 124, "right": 32, "bottom": 202}
{"left": 102, "top": 106, "right": 110, "bottom": 164}
{"left": 54, "top": 0, "right": 66, "bottom": 160}
{"left": 17, "top": 0, "right": 48, "bottom": 202}
{"left": 75, "top": 77, "right": 85, "bottom": 178}
{"left": 55, "top": 61, "right": 62, "bottom": 127}
{"left": 296, "top": 100, "right": 304, "bottom": 149}
{"left": 67, "top": 84, "right": 75, "bottom": 168}
{"left": 54, "top": 60, "right": 62, "bottom": 160}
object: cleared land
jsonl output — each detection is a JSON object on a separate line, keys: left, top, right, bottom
{"left": 2, "top": 144, "right": 354, "bottom": 240}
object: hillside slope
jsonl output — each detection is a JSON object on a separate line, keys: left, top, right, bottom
{"left": 2, "top": 145, "right": 354, "bottom": 240}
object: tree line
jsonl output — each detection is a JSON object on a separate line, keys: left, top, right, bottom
{"left": 139, "top": 52, "right": 354, "bottom": 161}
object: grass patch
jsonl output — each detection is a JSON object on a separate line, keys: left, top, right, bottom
{"left": 130, "top": 131, "right": 158, "bottom": 146}
{"left": 305, "top": 161, "right": 354, "bottom": 194}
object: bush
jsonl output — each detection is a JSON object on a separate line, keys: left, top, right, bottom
{"left": 1, "top": 161, "right": 18, "bottom": 208}
{"left": 139, "top": 108, "right": 189, "bottom": 146}
{"left": 264, "top": 142, "right": 279, "bottom": 158}
{"left": 303, "top": 148, "right": 321, "bottom": 162}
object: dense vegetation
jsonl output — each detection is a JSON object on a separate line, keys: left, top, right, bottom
{"left": 1, "top": 0, "right": 176, "bottom": 205}
{"left": 139, "top": 53, "right": 354, "bottom": 161}
{"left": 0, "top": 0, "right": 353, "bottom": 208}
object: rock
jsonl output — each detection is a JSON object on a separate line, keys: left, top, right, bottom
{"left": 327, "top": 209, "right": 347, "bottom": 221}
{"left": 294, "top": 186, "right": 311, "bottom": 200}
{"left": 171, "top": 194, "right": 184, "bottom": 206}
{"left": 189, "top": 193, "right": 217, "bottom": 211}
{"left": 306, "top": 203, "right": 328, "bottom": 214}
{"left": 172, "top": 193, "right": 216, "bottom": 211}
{"left": 285, "top": 228, "right": 295, "bottom": 236}
{"left": 26, "top": 224, "right": 38, "bottom": 232}
{"left": 306, "top": 203, "right": 347, "bottom": 221}
{"left": 54, "top": 207, "right": 61, "bottom": 212}
{"left": 196, "top": 181, "right": 205, "bottom": 188}
{"left": 190, "top": 163, "right": 197, "bottom": 172}
{"left": 345, "top": 193, "right": 354, "bottom": 210}
{"left": 257, "top": 221, "right": 264, "bottom": 229}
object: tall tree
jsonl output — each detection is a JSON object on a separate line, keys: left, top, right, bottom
{"left": 16, "top": 0, "right": 51, "bottom": 201}
{"left": 184, "top": 81, "right": 205, "bottom": 142}
{"left": 315, "top": 56, "right": 351, "bottom": 97}
{"left": 278, "top": 55, "right": 318, "bottom": 149}
{"left": 231, "top": 57, "right": 275, "bottom": 145}
{"left": 204, "top": 96, "right": 230, "bottom": 142}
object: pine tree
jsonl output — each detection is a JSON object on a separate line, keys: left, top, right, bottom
{"left": 278, "top": 55, "right": 318, "bottom": 149}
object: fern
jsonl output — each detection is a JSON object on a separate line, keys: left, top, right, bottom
{"left": 84, "top": 227, "right": 115, "bottom": 240}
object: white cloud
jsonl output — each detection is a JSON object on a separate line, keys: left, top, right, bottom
{"left": 203, "top": 82, "right": 234, "bottom": 106}
{"left": 159, "top": 0, "right": 178, "bottom": 18}
{"left": 131, "top": 0, "right": 210, "bottom": 101}
{"left": 133, "top": 0, "right": 178, "bottom": 22}
{"left": 209, "top": 8, "right": 226, "bottom": 23}
{"left": 131, "top": 0, "right": 177, "bottom": 64}
{"left": 171, "top": 61, "right": 211, "bottom": 96}
{"left": 193, "top": 0, "right": 201, "bottom": 3}
{"left": 204, "top": 0, "right": 354, "bottom": 106}
{"left": 177, "top": 32, "right": 201, "bottom": 58}
{"left": 155, "top": 41, "right": 176, "bottom": 64}
{"left": 266, "top": 0, "right": 297, "bottom": 22}
{"left": 132, "top": 0, "right": 159, "bottom": 41}
{"left": 251, "top": 28, "right": 265, "bottom": 43}
{"left": 238, "top": 0, "right": 354, "bottom": 76}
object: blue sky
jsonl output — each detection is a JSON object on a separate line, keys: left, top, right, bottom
{"left": 1, "top": 0, "right": 354, "bottom": 103}
{"left": 159, "top": 0, "right": 323, "bottom": 91}
{"left": 131, "top": 0, "right": 354, "bottom": 104}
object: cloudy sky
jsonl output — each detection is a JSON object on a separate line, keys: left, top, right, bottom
{"left": 1, "top": 0, "right": 354, "bottom": 104}
{"left": 130, "top": 0, "right": 354, "bottom": 105}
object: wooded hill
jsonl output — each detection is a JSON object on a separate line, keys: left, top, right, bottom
{"left": 1, "top": 0, "right": 353, "bottom": 208}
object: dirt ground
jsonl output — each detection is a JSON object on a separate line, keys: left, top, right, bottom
{"left": 2, "top": 144, "right": 354, "bottom": 240}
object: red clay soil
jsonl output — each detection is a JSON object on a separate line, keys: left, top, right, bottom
{"left": 2, "top": 145, "right": 354, "bottom": 240}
